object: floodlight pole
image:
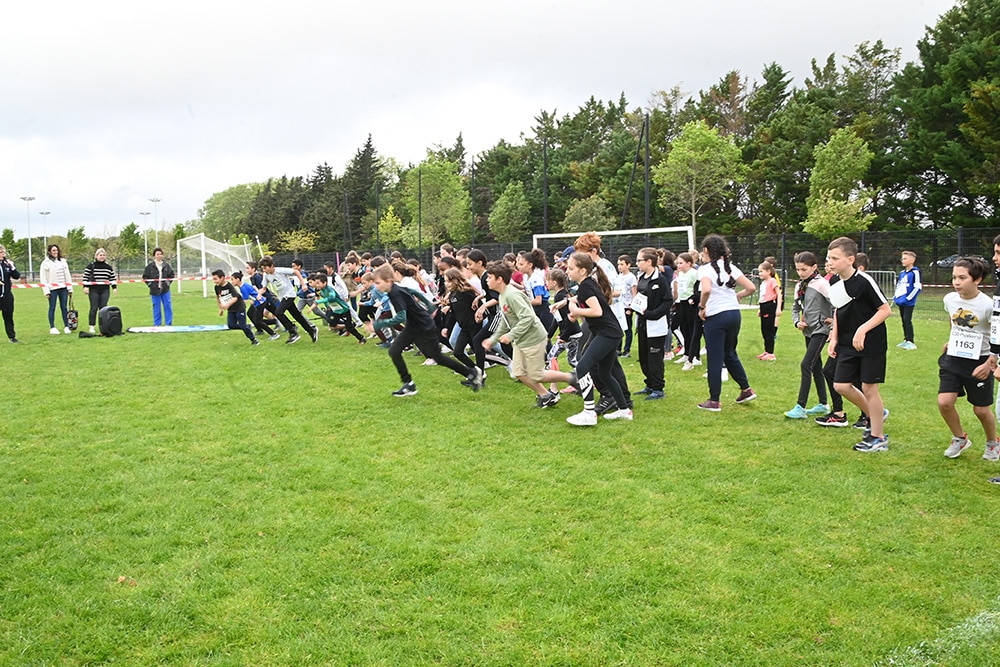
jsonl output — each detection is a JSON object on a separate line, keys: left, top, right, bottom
{"left": 149, "top": 198, "right": 161, "bottom": 248}
{"left": 39, "top": 211, "right": 50, "bottom": 248}
{"left": 140, "top": 211, "right": 151, "bottom": 264}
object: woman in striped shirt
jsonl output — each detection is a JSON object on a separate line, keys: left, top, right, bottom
{"left": 82, "top": 248, "right": 117, "bottom": 334}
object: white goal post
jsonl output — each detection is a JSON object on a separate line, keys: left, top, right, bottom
{"left": 176, "top": 233, "right": 254, "bottom": 297}
{"left": 532, "top": 226, "right": 696, "bottom": 263}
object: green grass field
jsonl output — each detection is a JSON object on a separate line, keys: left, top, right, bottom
{"left": 2, "top": 283, "right": 998, "bottom": 665}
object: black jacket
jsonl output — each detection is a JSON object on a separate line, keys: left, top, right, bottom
{"left": 0, "top": 259, "right": 20, "bottom": 299}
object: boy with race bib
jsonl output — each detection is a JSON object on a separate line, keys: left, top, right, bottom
{"left": 938, "top": 256, "right": 999, "bottom": 460}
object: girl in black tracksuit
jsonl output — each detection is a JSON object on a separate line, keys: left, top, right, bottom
{"left": 634, "top": 247, "right": 673, "bottom": 397}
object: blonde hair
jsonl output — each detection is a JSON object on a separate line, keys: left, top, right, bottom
{"left": 94, "top": 247, "right": 107, "bottom": 259}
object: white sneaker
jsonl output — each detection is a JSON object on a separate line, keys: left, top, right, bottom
{"left": 603, "top": 408, "right": 633, "bottom": 421}
{"left": 566, "top": 410, "right": 598, "bottom": 426}
{"left": 944, "top": 434, "right": 971, "bottom": 458}
{"left": 682, "top": 361, "right": 695, "bottom": 371}
{"left": 50, "top": 327, "right": 60, "bottom": 335}
{"left": 701, "top": 368, "right": 729, "bottom": 381}
{"left": 89, "top": 326, "right": 95, "bottom": 333}
{"left": 674, "top": 355, "right": 687, "bottom": 364}
{"left": 64, "top": 326, "right": 71, "bottom": 334}
{"left": 983, "top": 441, "right": 1000, "bottom": 461}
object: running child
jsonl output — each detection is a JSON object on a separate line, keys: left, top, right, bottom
{"left": 481, "top": 261, "right": 558, "bottom": 408}
{"left": 309, "top": 272, "right": 365, "bottom": 343}
{"left": 366, "top": 264, "right": 483, "bottom": 397}
{"left": 826, "top": 237, "right": 891, "bottom": 452}
{"left": 212, "top": 269, "right": 258, "bottom": 345}
{"left": 257, "top": 256, "right": 319, "bottom": 344}
{"left": 545, "top": 252, "right": 632, "bottom": 425}
{"left": 784, "top": 252, "right": 833, "bottom": 419}
{"left": 938, "top": 256, "right": 998, "bottom": 459}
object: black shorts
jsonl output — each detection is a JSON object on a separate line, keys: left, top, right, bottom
{"left": 938, "top": 353, "right": 995, "bottom": 407}
{"left": 833, "top": 350, "right": 886, "bottom": 385}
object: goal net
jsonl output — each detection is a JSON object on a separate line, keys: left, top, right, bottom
{"left": 532, "top": 226, "right": 696, "bottom": 265}
{"left": 176, "top": 233, "right": 254, "bottom": 297}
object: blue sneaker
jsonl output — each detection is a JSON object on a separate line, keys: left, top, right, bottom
{"left": 784, "top": 404, "right": 808, "bottom": 419}
{"left": 854, "top": 434, "right": 889, "bottom": 452}
{"left": 645, "top": 390, "right": 665, "bottom": 401}
{"left": 806, "top": 404, "right": 830, "bottom": 417}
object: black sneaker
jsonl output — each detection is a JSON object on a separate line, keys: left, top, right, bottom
{"left": 636, "top": 387, "right": 653, "bottom": 395}
{"left": 852, "top": 415, "right": 870, "bottom": 430}
{"left": 461, "top": 367, "right": 484, "bottom": 392}
{"left": 287, "top": 333, "right": 301, "bottom": 345}
{"left": 815, "top": 413, "right": 849, "bottom": 427}
{"left": 537, "top": 391, "right": 560, "bottom": 409}
{"left": 251, "top": 338, "right": 260, "bottom": 346}
{"left": 8, "top": 338, "right": 19, "bottom": 343}
{"left": 392, "top": 382, "right": 417, "bottom": 397}
{"left": 309, "top": 327, "right": 318, "bottom": 343}
{"left": 595, "top": 396, "right": 616, "bottom": 415}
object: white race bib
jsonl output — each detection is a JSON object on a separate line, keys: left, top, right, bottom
{"left": 828, "top": 280, "right": 852, "bottom": 309}
{"left": 948, "top": 326, "right": 982, "bottom": 359}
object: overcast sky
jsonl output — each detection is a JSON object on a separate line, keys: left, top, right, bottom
{"left": 1, "top": 0, "right": 957, "bottom": 242}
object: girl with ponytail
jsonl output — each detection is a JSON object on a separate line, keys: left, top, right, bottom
{"left": 696, "top": 234, "right": 758, "bottom": 412}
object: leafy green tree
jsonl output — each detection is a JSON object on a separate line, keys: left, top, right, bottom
{"left": 119, "top": 223, "right": 143, "bottom": 257}
{"left": 399, "top": 157, "right": 471, "bottom": 247}
{"left": 803, "top": 127, "right": 876, "bottom": 238}
{"left": 561, "top": 195, "right": 614, "bottom": 233}
{"left": 197, "top": 184, "right": 261, "bottom": 239}
{"left": 276, "top": 229, "right": 318, "bottom": 259}
{"left": 376, "top": 204, "right": 403, "bottom": 250}
{"left": 653, "top": 120, "right": 745, "bottom": 238}
{"left": 891, "top": 0, "right": 1000, "bottom": 227}
{"left": 489, "top": 182, "right": 531, "bottom": 242}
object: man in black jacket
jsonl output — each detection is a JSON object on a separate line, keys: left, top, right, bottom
{"left": 0, "top": 244, "right": 21, "bottom": 342}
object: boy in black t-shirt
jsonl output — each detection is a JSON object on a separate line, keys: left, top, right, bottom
{"left": 826, "top": 237, "right": 891, "bottom": 452}
{"left": 213, "top": 270, "right": 258, "bottom": 345}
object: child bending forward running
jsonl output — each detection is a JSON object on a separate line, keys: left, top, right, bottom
{"left": 366, "top": 264, "right": 483, "bottom": 397}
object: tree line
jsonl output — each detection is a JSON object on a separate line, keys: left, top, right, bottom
{"left": 188, "top": 0, "right": 998, "bottom": 253}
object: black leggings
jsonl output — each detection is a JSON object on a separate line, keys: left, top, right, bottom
{"left": 576, "top": 333, "right": 627, "bottom": 411}
{"left": 796, "top": 333, "right": 828, "bottom": 408}
{"left": 87, "top": 287, "right": 111, "bottom": 326}
{"left": 389, "top": 326, "right": 472, "bottom": 384}
{"left": 759, "top": 300, "right": 778, "bottom": 354}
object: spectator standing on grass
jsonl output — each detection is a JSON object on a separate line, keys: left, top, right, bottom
{"left": 366, "top": 263, "right": 483, "bottom": 398}
{"left": 81, "top": 248, "right": 117, "bottom": 335}
{"left": 40, "top": 244, "right": 73, "bottom": 335}
{"left": 784, "top": 252, "right": 833, "bottom": 420}
{"left": 936, "top": 257, "right": 998, "bottom": 461}
{"left": 142, "top": 247, "right": 174, "bottom": 327}
{"left": 894, "top": 250, "right": 922, "bottom": 350}
{"left": 632, "top": 247, "right": 671, "bottom": 401}
{"left": 0, "top": 244, "right": 20, "bottom": 343}
{"left": 826, "top": 237, "right": 892, "bottom": 452}
{"left": 756, "top": 260, "right": 780, "bottom": 361}
{"left": 696, "top": 234, "right": 757, "bottom": 412}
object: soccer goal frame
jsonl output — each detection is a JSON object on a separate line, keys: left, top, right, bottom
{"left": 532, "top": 226, "right": 696, "bottom": 262}
{"left": 176, "top": 233, "right": 254, "bottom": 297}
